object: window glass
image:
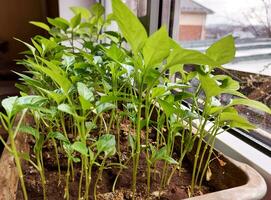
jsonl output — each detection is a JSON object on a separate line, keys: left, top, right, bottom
{"left": 178, "top": 0, "right": 271, "bottom": 147}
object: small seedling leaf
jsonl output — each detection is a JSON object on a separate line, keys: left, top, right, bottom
{"left": 72, "top": 141, "right": 88, "bottom": 156}
{"left": 1, "top": 96, "right": 18, "bottom": 118}
{"left": 30, "top": 21, "right": 50, "bottom": 31}
{"left": 47, "top": 131, "right": 69, "bottom": 143}
{"left": 96, "top": 134, "right": 116, "bottom": 157}
{"left": 19, "top": 125, "right": 40, "bottom": 140}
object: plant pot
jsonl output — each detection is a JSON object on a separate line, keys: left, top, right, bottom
{"left": 0, "top": 133, "right": 29, "bottom": 200}
{"left": 0, "top": 129, "right": 267, "bottom": 200}
{"left": 183, "top": 138, "right": 267, "bottom": 200}
{"left": 184, "top": 157, "right": 267, "bottom": 200}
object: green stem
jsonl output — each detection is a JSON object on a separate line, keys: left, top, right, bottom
{"left": 195, "top": 126, "right": 216, "bottom": 185}
{"left": 132, "top": 95, "right": 142, "bottom": 200}
{"left": 10, "top": 130, "right": 28, "bottom": 200}
{"left": 64, "top": 158, "right": 71, "bottom": 200}
{"left": 9, "top": 111, "right": 28, "bottom": 200}
{"left": 37, "top": 153, "right": 46, "bottom": 200}
{"left": 199, "top": 128, "right": 219, "bottom": 188}
{"left": 94, "top": 157, "right": 106, "bottom": 200}
{"left": 145, "top": 94, "right": 151, "bottom": 196}
{"left": 78, "top": 160, "right": 84, "bottom": 200}
{"left": 52, "top": 138, "right": 61, "bottom": 185}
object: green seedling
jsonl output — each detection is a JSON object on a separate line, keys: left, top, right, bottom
{"left": 7, "top": 1, "right": 271, "bottom": 200}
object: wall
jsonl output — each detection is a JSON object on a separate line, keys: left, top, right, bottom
{"left": 179, "top": 12, "right": 206, "bottom": 26}
{"left": 179, "top": 25, "right": 203, "bottom": 41}
{"left": 58, "top": 0, "right": 96, "bottom": 19}
{"left": 179, "top": 12, "right": 206, "bottom": 41}
{"left": 0, "top": 0, "right": 47, "bottom": 63}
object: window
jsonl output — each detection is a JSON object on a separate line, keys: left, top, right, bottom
{"left": 178, "top": 0, "right": 271, "bottom": 151}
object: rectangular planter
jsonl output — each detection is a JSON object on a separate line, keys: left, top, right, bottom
{"left": 184, "top": 139, "right": 267, "bottom": 200}
{"left": 0, "top": 127, "right": 267, "bottom": 200}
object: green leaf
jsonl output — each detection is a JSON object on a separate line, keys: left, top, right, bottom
{"left": 62, "top": 54, "right": 75, "bottom": 68}
{"left": 95, "top": 102, "right": 116, "bottom": 114}
{"left": 77, "top": 82, "right": 94, "bottom": 102}
{"left": 96, "top": 134, "right": 116, "bottom": 157}
{"left": 106, "top": 44, "right": 126, "bottom": 62}
{"left": 47, "top": 17, "right": 69, "bottom": 30}
{"left": 31, "top": 39, "right": 42, "bottom": 55}
{"left": 30, "top": 21, "right": 50, "bottom": 31}
{"left": 71, "top": 7, "right": 91, "bottom": 19}
{"left": 151, "top": 146, "right": 178, "bottom": 164}
{"left": 90, "top": 3, "right": 105, "bottom": 18}
{"left": 206, "top": 35, "right": 236, "bottom": 65}
{"left": 112, "top": 0, "right": 147, "bottom": 53}
{"left": 14, "top": 38, "right": 36, "bottom": 55}
{"left": 219, "top": 112, "right": 255, "bottom": 130}
{"left": 230, "top": 99, "right": 271, "bottom": 114}
{"left": 151, "top": 87, "right": 166, "bottom": 99}
{"left": 198, "top": 73, "right": 222, "bottom": 99}
{"left": 143, "top": 26, "right": 170, "bottom": 67}
{"left": 158, "top": 99, "right": 175, "bottom": 116}
{"left": 58, "top": 104, "right": 76, "bottom": 116}
{"left": 19, "top": 125, "right": 40, "bottom": 140}
{"left": 85, "top": 121, "right": 96, "bottom": 133}
{"left": 77, "top": 82, "right": 94, "bottom": 111}
{"left": 14, "top": 72, "right": 43, "bottom": 89}
{"left": 221, "top": 90, "right": 247, "bottom": 99}
{"left": 47, "top": 131, "right": 69, "bottom": 143}
{"left": 100, "top": 94, "right": 129, "bottom": 103}
{"left": 1, "top": 96, "right": 18, "bottom": 118}
{"left": 128, "top": 134, "right": 136, "bottom": 154}
{"left": 1, "top": 95, "right": 46, "bottom": 118}
{"left": 47, "top": 17, "right": 67, "bottom": 30}
{"left": 34, "top": 135, "right": 44, "bottom": 154}
{"left": 16, "top": 95, "right": 46, "bottom": 107}
{"left": 28, "top": 59, "right": 72, "bottom": 94}
{"left": 72, "top": 141, "right": 88, "bottom": 156}
{"left": 174, "top": 91, "right": 194, "bottom": 101}
{"left": 167, "top": 42, "right": 217, "bottom": 68}
{"left": 38, "top": 87, "right": 65, "bottom": 104}
{"left": 63, "top": 143, "right": 73, "bottom": 155}
{"left": 88, "top": 148, "right": 95, "bottom": 162}
{"left": 79, "top": 96, "right": 92, "bottom": 112}
{"left": 214, "top": 75, "right": 239, "bottom": 91}
{"left": 70, "top": 14, "right": 81, "bottom": 28}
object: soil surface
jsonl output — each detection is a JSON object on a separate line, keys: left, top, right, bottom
{"left": 16, "top": 121, "right": 214, "bottom": 200}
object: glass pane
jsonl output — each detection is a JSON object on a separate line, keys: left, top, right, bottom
{"left": 178, "top": 0, "right": 271, "bottom": 147}
{"left": 124, "top": 0, "right": 147, "bottom": 17}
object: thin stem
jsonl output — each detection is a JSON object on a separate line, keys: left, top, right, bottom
{"left": 94, "top": 157, "right": 107, "bottom": 200}
{"left": 132, "top": 92, "right": 142, "bottom": 199}
{"left": 52, "top": 138, "right": 61, "bottom": 185}
{"left": 37, "top": 153, "right": 46, "bottom": 200}
{"left": 64, "top": 158, "right": 71, "bottom": 200}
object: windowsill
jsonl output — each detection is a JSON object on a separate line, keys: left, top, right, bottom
{"left": 214, "top": 130, "right": 271, "bottom": 199}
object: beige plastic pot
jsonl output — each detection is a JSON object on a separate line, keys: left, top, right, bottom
{"left": 0, "top": 130, "right": 267, "bottom": 200}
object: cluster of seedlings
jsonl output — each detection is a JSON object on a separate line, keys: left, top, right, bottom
{"left": 0, "top": 0, "right": 270, "bottom": 199}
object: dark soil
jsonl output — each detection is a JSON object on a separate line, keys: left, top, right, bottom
{"left": 16, "top": 122, "right": 214, "bottom": 200}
